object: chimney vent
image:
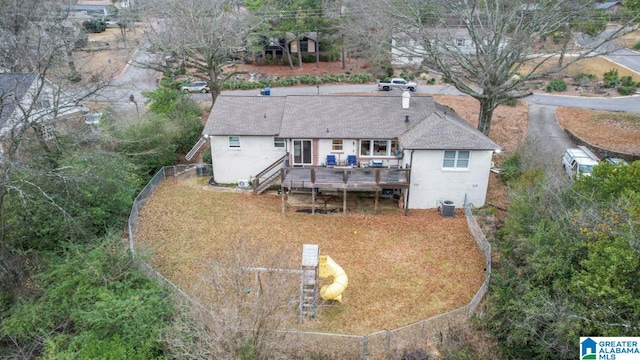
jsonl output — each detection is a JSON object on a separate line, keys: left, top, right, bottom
{"left": 402, "top": 90, "right": 410, "bottom": 109}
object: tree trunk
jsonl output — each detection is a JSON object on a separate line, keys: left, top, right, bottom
{"left": 284, "top": 47, "right": 294, "bottom": 70}
{"left": 296, "top": 40, "right": 303, "bottom": 69}
{"left": 477, "top": 97, "right": 497, "bottom": 136}
{"left": 558, "top": 40, "right": 567, "bottom": 68}
{"left": 315, "top": 32, "right": 320, "bottom": 69}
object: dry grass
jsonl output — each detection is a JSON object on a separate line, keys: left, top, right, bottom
{"left": 134, "top": 178, "right": 486, "bottom": 334}
{"left": 614, "top": 30, "right": 640, "bottom": 49}
{"left": 73, "top": 26, "right": 148, "bottom": 79}
{"left": 519, "top": 55, "right": 640, "bottom": 81}
{"left": 557, "top": 108, "right": 640, "bottom": 155}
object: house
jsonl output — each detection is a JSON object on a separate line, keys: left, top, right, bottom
{"left": 260, "top": 32, "right": 318, "bottom": 60}
{"left": 0, "top": 73, "right": 88, "bottom": 143}
{"left": 596, "top": 1, "right": 624, "bottom": 15}
{"left": 66, "top": 5, "right": 112, "bottom": 20}
{"left": 201, "top": 93, "right": 502, "bottom": 209}
{"left": 392, "top": 28, "right": 497, "bottom": 66}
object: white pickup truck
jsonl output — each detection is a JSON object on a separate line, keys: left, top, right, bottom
{"left": 377, "top": 78, "right": 418, "bottom": 92}
{"left": 562, "top": 146, "right": 599, "bottom": 178}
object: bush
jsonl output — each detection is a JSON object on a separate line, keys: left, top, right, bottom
{"left": 573, "top": 73, "right": 595, "bottom": 81}
{"left": 385, "top": 65, "right": 394, "bottom": 78}
{"left": 1, "top": 237, "right": 173, "bottom": 359}
{"left": 620, "top": 75, "right": 636, "bottom": 87}
{"left": 399, "top": 71, "right": 415, "bottom": 80}
{"left": 604, "top": 68, "right": 620, "bottom": 88}
{"left": 82, "top": 19, "right": 106, "bottom": 33}
{"left": 498, "top": 152, "right": 522, "bottom": 184}
{"left": 617, "top": 86, "right": 636, "bottom": 95}
{"left": 427, "top": 78, "right": 436, "bottom": 85}
{"left": 634, "top": 40, "right": 640, "bottom": 50}
{"left": 546, "top": 79, "right": 567, "bottom": 92}
{"left": 503, "top": 98, "right": 519, "bottom": 106}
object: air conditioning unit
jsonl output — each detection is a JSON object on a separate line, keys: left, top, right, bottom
{"left": 237, "top": 179, "right": 251, "bottom": 189}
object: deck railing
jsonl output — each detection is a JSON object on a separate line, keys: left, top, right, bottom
{"left": 281, "top": 166, "right": 410, "bottom": 189}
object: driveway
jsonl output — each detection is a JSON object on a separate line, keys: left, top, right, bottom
{"left": 526, "top": 104, "right": 575, "bottom": 180}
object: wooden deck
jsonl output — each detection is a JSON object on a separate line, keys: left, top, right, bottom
{"left": 281, "top": 166, "right": 410, "bottom": 190}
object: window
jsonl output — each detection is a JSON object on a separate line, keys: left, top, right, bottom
{"left": 443, "top": 150, "right": 470, "bottom": 169}
{"left": 274, "top": 137, "right": 285, "bottom": 148}
{"left": 332, "top": 139, "right": 343, "bottom": 152}
{"left": 373, "top": 140, "right": 388, "bottom": 156}
{"left": 229, "top": 136, "right": 240, "bottom": 148}
{"left": 359, "top": 140, "right": 398, "bottom": 157}
{"left": 456, "top": 38, "right": 466, "bottom": 47}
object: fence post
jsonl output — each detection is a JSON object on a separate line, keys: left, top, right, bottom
{"left": 386, "top": 330, "right": 391, "bottom": 351}
{"left": 363, "top": 335, "right": 368, "bottom": 357}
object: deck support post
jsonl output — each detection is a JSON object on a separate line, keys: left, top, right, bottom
{"left": 374, "top": 188, "right": 379, "bottom": 214}
{"left": 312, "top": 187, "right": 316, "bottom": 215}
{"left": 281, "top": 169, "right": 286, "bottom": 214}
{"left": 343, "top": 187, "right": 347, "bottom": 214}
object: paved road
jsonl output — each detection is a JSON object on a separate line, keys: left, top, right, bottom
{"left": 604, "top": 48, "right": 640, "bottom": 73}
{"left": 97, "top": 48, "right": 163, "bottom": 124}
{"left": 525, "top": 93, "right": 640, "bottom": 114}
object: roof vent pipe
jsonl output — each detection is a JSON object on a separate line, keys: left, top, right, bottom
{"left": 405, "top": 115, "right": 409, "bottom": 123}
{"left": 402, "top": 90, "right": 410, "bottom": 109}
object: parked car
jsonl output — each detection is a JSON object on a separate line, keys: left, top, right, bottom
{"left": 603, "top": 157, "right": 628, "bottom": 166}
{"left": 181, "top": 81, "right": 210, "bottom": 93}
{"left": 377, "top": 78, "right": 418, "bottom": 92}
{"left": 562, "top": 146, "right": 599, "bottom": 179}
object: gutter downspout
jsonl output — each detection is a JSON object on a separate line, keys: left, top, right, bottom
{"left": 404, "top": 150, "right": 414, "bottom": 216}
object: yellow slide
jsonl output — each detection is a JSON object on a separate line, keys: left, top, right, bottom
{"left": 319, "top": 255, "right": 348, "bottom": 303}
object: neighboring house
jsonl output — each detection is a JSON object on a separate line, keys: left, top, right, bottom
{"left": 596, "top": 1, "right": 624, "bottom": 15}
{"left": 201, "top": 93, "right": 502, "bottom": 209}
{"left": 0, "top": 73, "right": 88, "bottom": 143}
{"left": 392, "top": 28, "right": 485, "bottom": 66}
{"left": 261, "top": 32, "right": 318, "bottom": 59}
{"left": 66, "top": 5, "right": 112, "bottom": 20}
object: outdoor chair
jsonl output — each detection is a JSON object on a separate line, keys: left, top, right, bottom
{"left": 326, "top": 155, "right": 337, "bottom": 167}
{"left": 347, "top": 155, "right": 357, "bottom": 167}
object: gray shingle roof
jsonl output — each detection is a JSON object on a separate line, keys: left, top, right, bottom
{"left": 279, "top": 95, "right": 433, "bottom": 139}
{"left": 596, "top": 1, "right": 622, "bottom": 10}
{"left": 0, "top": 73, "right": 36, "bottom": 128}
{"left": 204, "top": 95, "right": 286, "bottom": 136}
{"left": 203, "top": 94, "right": 501, "bottom": 150}
{"left": 400, "top": 103, "right": 501, "bottom": 150}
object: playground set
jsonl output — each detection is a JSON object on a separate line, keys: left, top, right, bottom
{"left": 246, "top": 244, "right": 348, "bottom": 321}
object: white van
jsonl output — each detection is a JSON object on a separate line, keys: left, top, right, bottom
{"left": 562, "top": 146, "right": 599, "bottom": 178}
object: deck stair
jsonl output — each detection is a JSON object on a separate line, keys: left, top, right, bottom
{"left": 185, "top": 137, "right": 208, "bottom": 162}
{"left": 254, "top": 154, "right": 288, "bottom": 194}
{"left": 300, "top": 244, "right": 319, "bottom": 321}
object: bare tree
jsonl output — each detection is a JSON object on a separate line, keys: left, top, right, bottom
{"left": 0, "top": 0, "right": 119, "bottom": 300}
{"left": 142, "top": 0, "right": 258, "bottom": 103}
{"left": 164, "top": 239, "right": 303, "bottom": 359}
{"left": 348, "top": 0, "right": 640, "bottom": 136}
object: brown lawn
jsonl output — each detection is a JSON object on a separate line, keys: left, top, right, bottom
{"left": 519, "top": 56, "right": 640, "bottom": 86}
{"left": 557, "top": 108, "right": 640, "bottom": 155}
{"left": 134, "top": 178, "right": 486, "bottom": 334}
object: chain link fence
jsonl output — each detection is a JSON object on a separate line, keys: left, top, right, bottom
{"left": 128, "top": 166, "right": 491, "bottom": 359}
